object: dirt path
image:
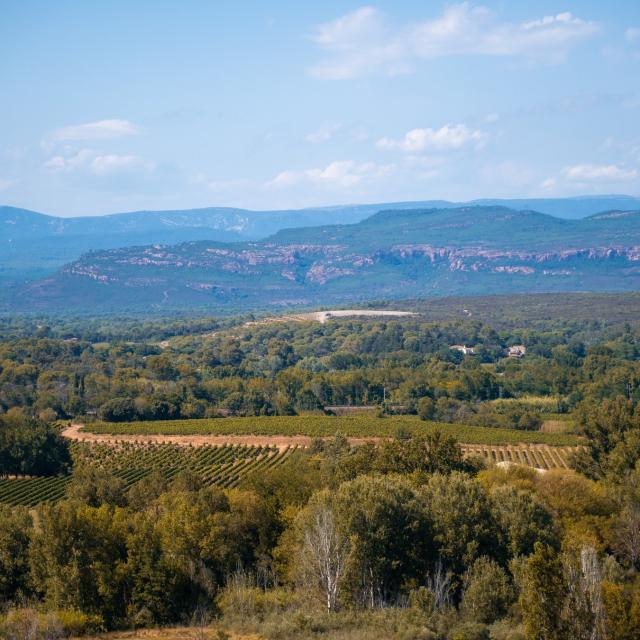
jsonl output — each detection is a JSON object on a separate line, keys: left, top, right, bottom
{"left": 62, "top": 423, "right": 356, "bottom": 450}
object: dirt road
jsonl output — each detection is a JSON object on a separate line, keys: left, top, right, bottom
{"left": 62, "top": 423, "right": 344, "bottom": 450}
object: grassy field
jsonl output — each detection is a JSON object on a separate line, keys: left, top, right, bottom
{"left": 83, "top": 416, "right": 580, "bottom": 446}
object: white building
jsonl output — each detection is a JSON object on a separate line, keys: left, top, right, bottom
{"left": 507, "top": 345, "right": 526, "bottom": 358}
{"left": 450, "top": 344, "right": 476, "bottom": 355}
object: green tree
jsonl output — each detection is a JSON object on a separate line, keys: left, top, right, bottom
{"left": 0, "top": 505, "right": 33, "bottom": 603}
{"left": 461, "top": 556, "right": 514, "bottom": 624}
{"left": 332, "top": 475, "right": 433, "bottom": 606}
{"left": 421, "top": 472, "right": 502, "bottom": 576}
{"left": 98, "top": 397, "right": 136, "bottom": 422}
{"left": 65, "top": 466, "right": 128, "bottom": 507}
{"left": 518, "top": 543, "right": 566, "bottom": 640}
{"left": 491, "top": 485, "right": 559, "bottom": 557}
{"left": 0, "top": 415, "right": 71, "bottom": 477}
{"left": 417, "top": 396, "right": 435, "bottom": 420}
{"left": 29, "top": 502, "right": 129, "bottom": 626}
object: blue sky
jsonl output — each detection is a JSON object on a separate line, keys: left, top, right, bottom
{"left": 1, "top": 0, "right": 639, "bottom": 216}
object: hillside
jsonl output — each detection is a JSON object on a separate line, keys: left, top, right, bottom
{"left": 2, "top": 195, "right": 639, "bottom": 281}
{"left": 5, "top": 204, "right": 640, "bottom": 313}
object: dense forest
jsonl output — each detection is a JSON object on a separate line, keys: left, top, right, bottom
{"left": 1, "top": 295, "right": 640, "bottom": 639}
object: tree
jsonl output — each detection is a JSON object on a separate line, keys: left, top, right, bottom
{"left": 417, "top": 396, "right": 435, "bottom": 420}
{"left": 125, "top": 512, "right": 188, "bottom": 625}
{"left": 0, "top": 415, "right": 71, "bottom": 477}
{"left": 562, "top": 546, "right": 606, "bottom": 640}
{"left": 296, "top": 492, "right": 349, "bottom": 612}
{"left": 98, "top": 397, "right": 136, "bottom": 422}
{"left": 0, "top": 505, "right": 33, "bottom": 603}
{"left": 65, "top": 466, "right": 128, "bottom": 507}
{"left": 572, "top": 398, "right": 639, "bottom": 480}
{"left": 333, "top": 475, "right": 433, "bottom": 606}
{"left": 491, "top": 485, "right": 559, "bottom": 557}
{"left": 29, "top": 502, "right": 129, "bottom": 626}
{"left": 518, "top": 543, "right": 566, "bottom": 640}
{"left": 422, "top": 472, "right": 502, "bottom": 576}
{"left": 461, "top": 556, "right": 514, "bottom": 624}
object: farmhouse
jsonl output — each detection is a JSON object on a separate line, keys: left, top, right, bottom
{"left": 507, "top": 345, "right": 527, "bottom": 357}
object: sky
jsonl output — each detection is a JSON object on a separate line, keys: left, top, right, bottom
{"left": 1, "top": 0, "right": 640, "bottom": 217}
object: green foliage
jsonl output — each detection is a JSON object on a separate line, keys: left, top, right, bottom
{"left": 99, "top": 397, "right": 137, "bottom": 422}
{"left": 517, "top": 543, "right": 566, "bottom": 640}
{"left": 487, "top": 484, "right": 559, "bottom": 557}
{"left": 64, "top": 465, "right": 128, "bottom": 507}
{"left": 29, "top": 502, "right": 130, "bottom": 625}
{"left": 422, "top": 473, "right": 502, "bottom": 576}
{"left": 333, "top": 475, "right": 434, "bottom": 606}
{"left": 0, "top": 414, "right": 71, "bottom": 477}
{"left": 1, "top": 300, "right": 640, "bottom": 637}
{"left": 418, "top": 397, "right": 436, "bottom": 420}
{"left": 461, "top": 557, "right": 514, "bottom": 624}
{"left": 0, "top": 505, "right": 32, "bottom": 602}
{"left": 572, "top": 397, "right": 640, "bottom": 480}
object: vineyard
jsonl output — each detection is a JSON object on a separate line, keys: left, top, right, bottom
{"left": 84, "top": 415, "right": 581, "bottom": 446}
{"left": 0, "top": 442, "right": 294, "bottom": 507}
{"left": 0, "top": 417, "right": 581, "bottom": 507}
{"left": 461, "top": 444, "right": 574, "bottom": 469}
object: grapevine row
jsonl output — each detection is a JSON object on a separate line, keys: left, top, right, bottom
{"left": 0, "top": 443, "right": 296, "bottom": 507}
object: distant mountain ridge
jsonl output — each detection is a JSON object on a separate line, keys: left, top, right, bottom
{"left": 6, "top": 204, "right": 640, "bottom": 313}
{"left": 2, "top": 195, "right": 640, "bottom": 281}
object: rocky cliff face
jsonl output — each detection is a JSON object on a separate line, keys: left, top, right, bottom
{"left": 9, "top": 206, "right": 640, "bottom": 311}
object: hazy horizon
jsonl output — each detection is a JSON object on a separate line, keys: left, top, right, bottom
{"left": 3, "top": 193, "right": 640, "bottom": 220}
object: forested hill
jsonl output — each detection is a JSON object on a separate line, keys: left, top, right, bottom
{"left": 2, "top": 195, "right": 640, "bottom": 281}
{"left": 4, "top": 205, "right": 640, "bottom": 312}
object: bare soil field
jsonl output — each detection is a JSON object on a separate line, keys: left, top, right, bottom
{"left": 245, "top": 309, "right": 417, "bottom": 325}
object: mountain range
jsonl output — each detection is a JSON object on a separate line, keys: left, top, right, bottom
{"left": 3, "top": 195, "right": 640, "bottom": 282}
{"left": 4, "top": 203, "right": 640, "bottom": 313}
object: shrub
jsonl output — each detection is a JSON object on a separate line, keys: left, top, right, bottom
{"left": 0, "top": 608, "right": 100, "bottom": 640}
{"left": 54, "top": 609, "right": 104, "bottom": 636}
{"left": 449, "top": 621, "right": 490, "bottom": 640}
{"left": 461, "top": 557, "right": 513, "bottom": 624}
{"left": 418, "top": 397, "right": 436, "bottom": 421}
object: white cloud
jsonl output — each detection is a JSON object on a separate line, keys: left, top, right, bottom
{"left": 43, "top": 148, "right": 154, "bottom": 176}
{"left": 309, "top": 4, "right": 598, "bottom": 79}
{"left": 377, "top": 123, "right": 487, "bottom": 152}
{"left": 305, "top": 123, "right": 341, "bottom": 143}
{"left": 48, "top": 119, "right": 139, "bottom": 142}
{"left": 267, "top": 160, "right": 393, "bottom": 189}
{"left": 0, "top": 178, "right": 14, "bottom": 191}
{"left": 562, "top": 163, "right": 637, "bottom": 181}
{"left": 311, "top": 6, "right": 384, "bottom": 50}
{"left": 89, "top": 154, "right": 152, "bottom": 176}
{"left": 521, "top": 12, "right": 589, "bottom": 30}
{"left": 626, "top": 27, "right": 640, "bottom": 42}
{"left": 43, "top": 148, "right": 96, "bottom": 173}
